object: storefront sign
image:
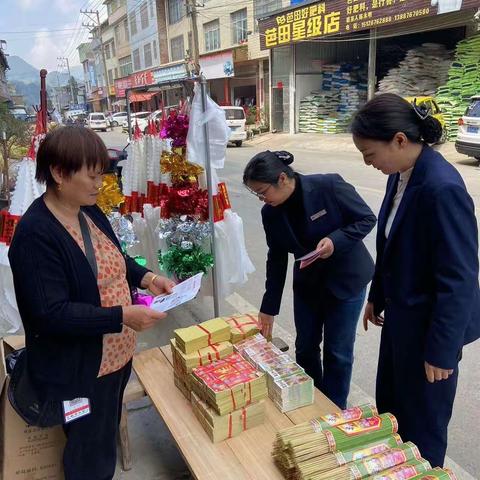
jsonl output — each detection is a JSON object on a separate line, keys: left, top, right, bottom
{"left": 199, "top": 51, "right": 235, "bottom": 80}
{"left": 132, "top": 69, "right": 154, "bottom": 87}
{"left": 108, "top": 85, "right": 116, "bottom": 96}
{"left": 259, "top": 0, "right": 478, "bottom": 49}
{"left": 114, "top": 77, "right": 132, "bottom": 98}
{"left": 153, "top": 63, "right": 189, "bottom": 83}
{"left": 114, "top": 69, "right": 155, "bottom": 98}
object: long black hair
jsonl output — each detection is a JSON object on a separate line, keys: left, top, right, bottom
{"left": 351, "top": 93, "right": 443, "bottom": 144}
{"left": 243, "top": 150, "right": 295, "bottom": 185}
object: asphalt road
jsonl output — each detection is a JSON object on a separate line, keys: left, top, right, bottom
{"left": 98, "top": 129, "right": 480, "bottom": 479}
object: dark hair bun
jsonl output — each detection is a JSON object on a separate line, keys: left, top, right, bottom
{"left": 273, "top": 151, "right": 294, "bottom": 166}
{"left": 420, "top": 116, "right": 443, "bottom": 144}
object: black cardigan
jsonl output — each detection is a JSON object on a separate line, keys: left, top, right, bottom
{"left": 8, "top": 196, "right": 150, "bottom": 402}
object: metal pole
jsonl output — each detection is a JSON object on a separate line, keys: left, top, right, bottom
{"left": 40, "top": 69, "right": 48, "bottom": 132}
{"left": 65, "top": 57, "right": 76, "bottom": 106}
{"left": 187, "top": 0, "right": 200, "bottom": 75}
{"left": 96, "top": 11, "right": 112, "bottom": 111}
{"left": 1, "top": 130, "right": 9, "bottom": 202}
{"left": 126, "top": 89, "right": 132, "bottom": 141}
{"left": 200, "top": 77, "right": 220, "bottom": 317}
{"left": 368, "top": 28, "right": 377, "bottom": 101}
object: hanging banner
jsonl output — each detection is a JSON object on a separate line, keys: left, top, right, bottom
{"left": 258, "top": 0, "right": 478, "bottom": 49}
{"left": 199, "top": 51, "right": 235, "bottom": 80}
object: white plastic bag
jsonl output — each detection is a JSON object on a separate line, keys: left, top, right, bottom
{"left": 187, "top": 84, "right": 231, "bottom": 172}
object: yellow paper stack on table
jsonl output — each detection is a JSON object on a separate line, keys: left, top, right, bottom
{"left": 173, "top": 371, "right": 192, "bottom": 401}
{"left": 222, "top": 314, "right": 261, "bottom": 343}
{"left": 174, "top": 318, "right": 231, "bottom": 354}
{"left": 170, "top": 339, "right": 233, "bottom": 375}
{"left": 191, "top": 352, "right": 268, "bottom": 416}
{"left": 191, "top": 391, "right": 266, "bottom": 443}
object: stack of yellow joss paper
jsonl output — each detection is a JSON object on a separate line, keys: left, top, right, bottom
{"left": 171, "top": 318, "right": 232, "bottom": 400}
{"left": 190, "top": 352, "right": 268, "bottom": 416}
{"left": 174, "top": 318, "right": 230, "bottom": 354}
{"left": 222, "top": 313, "right": 261, "bottom": 343}
{"left": 171, "top": 317, "right": 268, "bottom": 442}
{"left": 191, "top": 391, "right": 265, "bottom": 443}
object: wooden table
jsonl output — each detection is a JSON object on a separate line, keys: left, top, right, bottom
{"left": 133, "top": 347, "right": 340, "bottom": 480}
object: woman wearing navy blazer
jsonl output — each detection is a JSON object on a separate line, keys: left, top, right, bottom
{"left": 352, "top": 94, "right": 480, "bottom": 467}
{"left": 243, "top": 151, "right": 376, "bottom": 409}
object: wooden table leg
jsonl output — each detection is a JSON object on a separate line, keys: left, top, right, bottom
{"left": 119, "top": 403, "right": 132, "bottom": 471}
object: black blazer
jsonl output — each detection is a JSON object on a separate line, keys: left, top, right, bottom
{"left": 369, "top": 145, "right": 480, "bottom": 369}
{"left": 260, "top": 174, "right": 376, "bottom": 315}
{"left": 8, "top": 196, "right": 150, "bottom": 402}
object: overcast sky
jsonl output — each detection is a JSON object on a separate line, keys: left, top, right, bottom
{"left": 0, "top": 0, "right": 106, "bottom": 71}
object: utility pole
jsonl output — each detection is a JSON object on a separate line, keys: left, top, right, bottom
{"left": 186, "top": 0, "right": 200, "bottom": 75}
{"left": 0, "top": 130, "right": 9, "bottom": 202}
{"left": 57, "top": 56, "right": 76, "bottom": 106}
{"left": 81, "top": 9, "right": 111, "bottom": 111}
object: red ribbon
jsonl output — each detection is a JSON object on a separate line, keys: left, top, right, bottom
{"left": 230, "top": 389, "right": 237, "bottom": 410}
{"left": 196, "top": 324, "right": 212, "bottom": 344}
{"left": 228, "top": 413, "right": 233, "bottom": 439}
{"left": 229, "top": 315, "right": 260, "bottom": 340}
{"left": 242, "top": 408, "right": 247, "bottom": 431}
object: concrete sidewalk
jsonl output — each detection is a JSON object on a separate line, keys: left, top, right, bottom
{"left": 246, "top": 132, "right": 476, "bottom": 165}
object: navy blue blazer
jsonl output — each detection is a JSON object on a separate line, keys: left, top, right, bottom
{"left": 260, "top": 173, "right": 376, "bottom": 315}
{"left": 8, "top": 196, "right": 150, "bottom": 402}
{"left": 369, "top": 145, "right": 480, "bottom": 370}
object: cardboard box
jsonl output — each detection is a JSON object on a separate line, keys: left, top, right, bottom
{"left": 0, "top": 337, "right": 66, "bottom": 480}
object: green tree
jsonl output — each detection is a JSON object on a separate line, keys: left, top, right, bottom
{"left": 0, "top": 111, "right": 31, "bottom": 201}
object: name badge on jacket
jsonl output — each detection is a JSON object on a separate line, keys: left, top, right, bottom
{"left": 310, "top": 209, "right": 327, "bottom": 221}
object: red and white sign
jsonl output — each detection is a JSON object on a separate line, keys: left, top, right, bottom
{"left": 114, "top": 69, "right": 155, "bottom": 98}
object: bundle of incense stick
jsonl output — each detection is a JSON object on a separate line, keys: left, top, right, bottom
{"left": 367, "top": 458, "right": 431, "bottom": 479}
{"left": 222, "top": 314, "right": 261, "bottom": 343}
{"left": 174, "top": 318, "right": 231, "bottom": 354}
{"left": 191, "top": 391, "right": 265, "bottom": 443}
{"left": 307, "top": 442, "right": 421, "bottom": 480}
{"left": 274, "top": 404, "right": 379, "bottom": 460}
{"left": 409, "top": 468, "right": 457, "bottom": 480}
{"left": 292, "top": 435, "right": 403, "bottom": 479}
{"left": 273, "top": 413, "right": 399, "bottom": 476}
{"left": 170, "top": 338, "right": 233, "bottom": 375}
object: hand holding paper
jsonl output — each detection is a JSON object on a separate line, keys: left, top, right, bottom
{"left": 150, "top": 272, "right": 204, "bottom": 312}
{"left": 297, "top": 237, "right": 334, "bottom": 269}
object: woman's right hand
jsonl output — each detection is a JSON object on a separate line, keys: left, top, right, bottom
{"left": 363, "top": 302, "right": 384, "bottom": 331}
{"left": 122, "top": 305, "right": 167, "bottom": 332}
{"left": 258, "top": 312, "right": 275, "bottom": 340}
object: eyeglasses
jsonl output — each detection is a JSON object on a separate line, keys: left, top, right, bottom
{"left": 246, "top": 184, "right": 274, "bottom": 200}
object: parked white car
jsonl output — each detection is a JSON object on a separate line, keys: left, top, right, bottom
{"left": 108, "top": 112, "right": 128, "bottom": 127}
{"left": 88, "top": 113, "right": 108, "bottom": 132}
{"left": 221, "top": 106, "right": 247, "bottom": 147}
{"left": 121, "top": 111, "right": 151, "bottom": 132}
{"left": 456, "top": 96, "right": 480, "bottom": 162}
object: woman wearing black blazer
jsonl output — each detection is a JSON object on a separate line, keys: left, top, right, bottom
{"left": 352, "top": 94, "right": 480, "bottom": 467}
{"left": 9, "top": 127, "right": 174, "bottom": 480}
{"left": 243, "top": 151, "right": 376, "bottom": 408}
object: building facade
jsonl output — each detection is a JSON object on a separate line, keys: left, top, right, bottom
{"left": 259, "top": 0, "right": 479, "bottom": 134}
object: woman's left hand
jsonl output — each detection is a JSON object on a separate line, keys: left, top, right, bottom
{"left": 316, "top": 237, "right": 335, "bottom": 259}
{"left": 142, "top": 273, "right": 176, "bottom": 296}
{"left": 424, "top": 361, "right": 454, "bottom": 383}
